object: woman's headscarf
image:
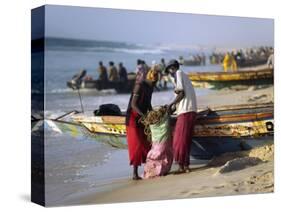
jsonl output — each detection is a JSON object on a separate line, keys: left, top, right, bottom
{"left": 146, "top": 66, "right": 159, "bottom": 82}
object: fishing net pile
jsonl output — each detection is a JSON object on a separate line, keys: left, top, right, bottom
{"left": 140, "top": 106, "right": 170, "bottom": 142}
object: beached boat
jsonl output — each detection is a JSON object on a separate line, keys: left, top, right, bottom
{"left": 66, "top": 72, "right": 172, "bottom": 93}
{"left": 237, "top": 58, "right": 268, "bottom": 68}
{"left": 179, "top": 56, "right": 205, "bottom": 66}
{"left": 67, "top": 72, "right": 137, "bottom": 93}
{"left": 68, "top": 103, "right": 273, "bottom": 159}
{"left": 188, "top": 68, "right": 273, "bottom": 89}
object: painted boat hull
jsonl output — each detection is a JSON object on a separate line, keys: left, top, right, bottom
{"left": 73, "top": 103, "right": 274, "bottom": 137}
{"left": 55, "top": 122, "right": 273, "bottom": 160}
{"left": 71, "top": 103, "right": 274, "bottom": 159}
{"left": 188, "top": 68, "right": 273, "bottom": 89}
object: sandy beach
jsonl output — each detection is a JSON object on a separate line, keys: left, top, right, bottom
{"left": 197, "top": 85, "right": 273, "bottom": 109}
{"left": 80, "top": 144, "right": 273, "bottom": 204}
{"left": 72, "top": 85, "right": 274, "bottom": 205}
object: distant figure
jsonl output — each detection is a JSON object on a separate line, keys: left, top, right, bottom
{"left": 118, "top": 62, "right": 128, "bottom": 82}
{"left": 98, "top": 61, "right": 108, "bottom": 82}
{"left": 149, "top": 61, "right": 159, "bottom": 77}
{"left": 201, "top": 53, "right": 206, "bottom": 65}
{"left": 267, "top": 49, "right": 274, "bottom": 69}
{"left": 143, "top": 60, "right": 150, "bottom": 73}
{"left": 157, "top": 58, "right": 165, "bottom": 88}
{"left": 160, "top": 58, "right": 166, "bottom": 70}
{"left": 108, "top": 61, "right": 119, "bottom": 81}
{"left": 230, "top": 52, "right": 237, "bottom": 71}
{"left": 135, "top": 59, "right": 147, "bottom": 83}
{"left": 223, "top": 52, "right": 237, "bottom": 72}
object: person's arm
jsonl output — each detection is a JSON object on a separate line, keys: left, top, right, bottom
{"left": 168, "top": 90, "right": 184, "bottom": 114}
{"left": 131, "top": 84, "right": 144, "bottom": 116}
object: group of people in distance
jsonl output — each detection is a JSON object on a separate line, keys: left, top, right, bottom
{"left": 97, "top": 58, "right": 170, "bottom": 89}
{"left": 98, "top": 61, "right": 128, "bottom": 83}
{"left": 209, "top": 46, "right": 274, "bottom": 72}
{"left": 126, "top": 59, "right": 197, "bottom": 180}
{"left": 135, "top": 58, "right": 170, "bottom": 89}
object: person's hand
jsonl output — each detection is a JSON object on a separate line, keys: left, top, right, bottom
{"left": 139, "top": 112, "right": 144, "bottom": 117}
{"left": 167, "top": 104, "right": 174, "bottom": 115}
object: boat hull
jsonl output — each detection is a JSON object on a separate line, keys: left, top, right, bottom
{"left": 73, "top": 103, "right": 274, "bottom": 137}
{"left": 70, "top": 103, "right": 274, "bottom": 159}
{"left": 188, "top": 68, "right": 273, "bottom": 89}
{"left": 54, "top": 121, "right": 273, "bottom": 160}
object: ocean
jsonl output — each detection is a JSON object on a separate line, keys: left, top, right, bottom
{"left": 33, "top": 37, "right": 221, "bottom": 205}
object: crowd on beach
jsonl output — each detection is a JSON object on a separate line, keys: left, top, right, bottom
{"left": 125, "top": 59, "right": 197, "bottom": 180}
{"left": 209, "top": 46, "right": 274, "bottom": 71}
{"left": 91, "top": 46, "right": 274, "bottom": 85}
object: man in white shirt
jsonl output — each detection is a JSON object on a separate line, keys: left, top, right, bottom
{"left": 166, "top": 60, "right": 197, "bottom": 174}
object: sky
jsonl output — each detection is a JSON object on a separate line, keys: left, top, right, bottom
{"left": 42, "top": 5, "right": 274, "bottom": 48}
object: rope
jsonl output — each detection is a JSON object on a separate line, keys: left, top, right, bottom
{"left": 138, "top": 106, "right": 168, "bottom": 141}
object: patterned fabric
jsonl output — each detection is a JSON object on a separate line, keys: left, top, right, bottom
{"left": 143, "top": 141, "right": 173, "bottom": 179}
{"left": 143, "top": 115, "right": 173, "bottom": 179}
{"left": 149, "top": 114, "right": 170, "bottom": 143}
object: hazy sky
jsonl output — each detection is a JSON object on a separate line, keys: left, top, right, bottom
{"left": 44, "top": 5, "right": 274, "bottom": 48}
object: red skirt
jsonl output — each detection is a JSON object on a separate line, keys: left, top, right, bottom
{"left": 126, "top": 110, "right": 151, "bottom": 166}
{"left": 173, "top": 112, "right": 197, "bottom": 166}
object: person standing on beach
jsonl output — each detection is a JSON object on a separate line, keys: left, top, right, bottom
{"left": 125, "top": 69, "right": 159, "bottom": 180}
{"left": 166, "top": 60, "right": 197, "bottom": 174}
{"left": 118, "top": 62, "right": 128, "bottom": 83}
{"left": 135, "top": 59, "right": 147, "bottom": 83}
{"left": 108, "top": 61, "right": 119, "bottom": 81}
{"left": 98, "top": 61, "right": 108, "bottom": 83}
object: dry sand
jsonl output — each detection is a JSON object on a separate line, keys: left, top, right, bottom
{"left": 197, "top": 85, "right": 273, "bottom": 109}
{"left": 78, "top": 86, "right": 274, "bottom": 205}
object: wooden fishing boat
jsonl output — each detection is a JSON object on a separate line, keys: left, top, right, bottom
{"left": 69, "top": 103, "right": 274, "bottom": 159}
{"left": 72, "top": 103, "right": 273, "bottom": 138}
{"left": 188, "top": 68, "right": 273, "bottom": 89}
{"left": 44, "top": 103, "right": 274, "bottom": 159}
{"left": 237, "top": 58, "right": 268, "bottom": 68}
{"left": 67, "top": 72, "right": 137, "bottom": 93}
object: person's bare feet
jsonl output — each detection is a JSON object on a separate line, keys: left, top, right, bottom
{"left": 173, "top": 166, "right": 186, "bottom": 175}
{"left": 132, "top": 175, "right": 142, "bottom": 180}
{"left": 185, "top": 166, "right": 191, "bottom": 173}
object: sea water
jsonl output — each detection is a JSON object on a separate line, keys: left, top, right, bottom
{"left": 33, "top": 38, "right": 220, "bottom": 205}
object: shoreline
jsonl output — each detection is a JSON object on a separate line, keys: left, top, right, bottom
{"left": 80, "top": 144, "right": 274, "bottom": 205}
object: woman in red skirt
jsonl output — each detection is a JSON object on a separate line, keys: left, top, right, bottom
{"left": 126, "top": 67, "right": 159, "bottom": 180}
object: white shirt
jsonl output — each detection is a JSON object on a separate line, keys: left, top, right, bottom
{"left": 174, "top": 70, "right": 197, "bottom": 115}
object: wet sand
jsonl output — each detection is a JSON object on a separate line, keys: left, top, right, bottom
{"left": 76, "top": 86, "right": 274, "bottom": 205}
{"left": 82, "top": 144, "right": 273, "bottom": 204}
